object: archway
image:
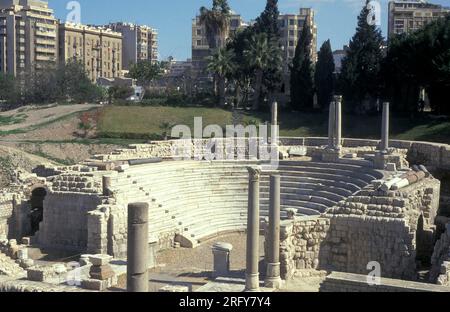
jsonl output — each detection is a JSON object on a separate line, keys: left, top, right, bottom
{"left": 29, "top": 187, "right": 47, "bottom": 236}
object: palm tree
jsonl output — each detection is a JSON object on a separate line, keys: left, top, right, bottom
{"left": 244, "top": 33, "right": 282, "bottom": 110}
{"left": 206, "top": 48, "right": 236, "bottom": 107}
{"left": 199, "top": 0, "right": 231, "bottom": 50}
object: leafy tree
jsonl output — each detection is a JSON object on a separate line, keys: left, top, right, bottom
{"left": 23, "top": 63, "right": 59, "bottom": 104}
{"left": 0, "top": 73, "right": 20, "bottom": 109}
{"left": 127, "top": 60, "right": 165, "bottom": 86}
{"left": 254, "top": 0, "right": 280, "bottom": 39}
{"left": 199, "top": 0, "right": 231, "bottom": 50}
{"left": 206, "top": 47, "right": 236, "bottom": 107}
{"left": 253, "top": 0, "right": 283, "bottom": 100}
{"left": 290, "top": 19, "right": 315, "bottom": 111}
{"left": 315, "top": 40, "right": 335, "bottom": 110}
{"left": 381, "top": 15, "right": 450, "bottom": 115}
{"left": 339, "top": 0, "right": 384, "bottom": 113}
{"left": 56, "top": 59, "right": 103, "bottom": 103}
{"left": 226, "top": 27, "right": 255, "bottom": 107}
{"left": 244, "top": 33, "right": 282, "bottom": 110}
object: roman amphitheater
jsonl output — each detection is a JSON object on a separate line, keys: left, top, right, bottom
{"left": 1, "top": 102, "right": 450, "bottom": 292}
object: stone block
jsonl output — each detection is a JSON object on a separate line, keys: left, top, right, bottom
{"left": 159, "top": 285, "right": 189, "bottom": 292}
{"left": 81, "top": 279, "right": 108, "bottom": 291}
{"left": 89, "top": 254, "right": 112, "bottom": 266}
{"left": 89, "top": 264, "right": 115, "bottom": 281}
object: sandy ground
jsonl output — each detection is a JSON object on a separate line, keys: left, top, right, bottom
{"left": 113, "top": 233, "right": 266, "bottom": 292}
{"left": 0, "top": 104, "right": 99, "bottom": 131}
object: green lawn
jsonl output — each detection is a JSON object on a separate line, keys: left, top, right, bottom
{"left": 97, "top": 106, "right": 450, "bottom": 144}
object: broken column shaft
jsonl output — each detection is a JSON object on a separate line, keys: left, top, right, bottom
{"left": 328, "top": 101, "right": 336, "bottom": 149}
{"left": 334, "top": 96, "right": 342, "bottom": 150}
{"left": 127, "top": 202, "right": 149, "bottom": 292}
{"left": 381, "top": 102, "right": 390, "bottom": 153}
{"left": 271, "top": 101, "right": 279, "bottom": 145}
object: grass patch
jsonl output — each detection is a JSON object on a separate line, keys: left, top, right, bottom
{"left": 0, "top": 114, "right": 27, "bottom": 126}
{"left": 98, "top": 106, "right": 235, "bottom": 139}
{"left": 96, "top": 106, "right": 450, "bottom": 144}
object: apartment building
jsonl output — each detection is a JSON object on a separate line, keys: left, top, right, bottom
{"left": 108, "top": 22, "right": 158, "bottom": 70}
{"left": 388, "top": 0, "right": 450, "bottom": 38}
{"left": 192, "top": 13, "right": 247, "bottom": 81}
{"left": 191, "top": 8, "right": 317, "bottom": 84}
{"left": 0, "top": 0, "right": 58, "bottom": 76}
{"left": 279, "top": 8, "right": 317, "bottom": 68}
{"left": 59, "top": 23, "right": 122, "bottom": 82}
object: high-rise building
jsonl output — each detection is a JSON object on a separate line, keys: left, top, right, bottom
{"left": 58, "top": 23, "right": 122, "bottom": 82}
{"left": 191, "top": 8, "right": 317, "bottom": 87}
{"left": 108, "top": 22, "right": 158, "bottom": 70}
{"left": 388, "top": 0, "right": 450, "bottom": 38}
{"left": 0, "top": 0, "right": 58, "bottom": 76}
{"left": 191, "top": 13, "right": 247, "bottom": 82}
{"left": 278, "top": 8, "right": 318, "bottom": 68}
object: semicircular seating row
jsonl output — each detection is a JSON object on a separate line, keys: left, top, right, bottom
{"left": 110, "top": 160, "right": 383, "bottom": 247}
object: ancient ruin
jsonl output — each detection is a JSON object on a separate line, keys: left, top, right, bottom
{"left": 1, "top": 101, "right": 450, "bottom": 292}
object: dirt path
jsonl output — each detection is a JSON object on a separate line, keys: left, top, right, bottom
{"left": 0, "top": 104, "right": 100, "bottom": 132}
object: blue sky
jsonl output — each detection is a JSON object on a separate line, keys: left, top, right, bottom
{"left": 48, "top": 0, "right": 450, "bottom": 60}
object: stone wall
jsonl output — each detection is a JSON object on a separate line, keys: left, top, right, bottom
{"left": 0, "top": 194, "right": 14, "bottom": 239}
{"left": 319, "top": 271, "right": 449, "bottom": 292}
{"left": 430, "top": 224, "right": 450, "bottom": 285}
{"left": 37, "top": 192, "right": 104, "bottom": 252}
{"left": 279, "top": 137, "right": 450, "bottom": 170}
{"left": 277, "top": 176, "right": 441, "bottom": 280}
{"left": 278, "top": 217, "right": 330, "bottom": 280}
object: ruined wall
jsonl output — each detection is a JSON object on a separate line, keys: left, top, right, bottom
{"left": 37, "top": 192, "right": 104, "bottom": 252}
{"left": 320, "top": 272, "right": 449, "bottom": 292}
{"left": 279, "top": 137, "right": 450, "bottom": 170}
{"left": 278, "top": 176, "right": 441, "bottom": 280}
{"left": 430, "top": 224, "right": 450, "bottom": 285}
{"left": 0, "top": 194, "right": 14, "bottom": 239}
{"left": 278, "top": 217, "right": 330, "bottom": 280}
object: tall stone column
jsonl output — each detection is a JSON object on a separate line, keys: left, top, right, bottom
{"left": 334, "top": 96, "right": 343, "bottom": 150}
{"left": 271, "top": 101, "right": 279, "bottom": 145}
{"left": 127, "top": 202, "right": 149, "bottom": 292}
{"left": 245, "top": 166, "right": 262, "bottom": 292}
{"left": 328, "top": 101, "right": 336, "bottom": 149}
{"left": 381, "top": 102, "right": 390, "bottom": 154}
{"left": 265, "top": 175, "right": 282, "bottom": 289}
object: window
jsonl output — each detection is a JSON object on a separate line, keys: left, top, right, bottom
{"left": 289, "top": 19, "right": 295, "bottom": 26}
{"left": 197, "top": 29, "right": 201, "bottom": 36}
{"left": 289, "top": 30, "right": 294, "bottom": 37}
{"left": 289, "top": 40, "right": 294, "bottom": 47}
{"left": 197, "top": 40, "right": 202, "bottom": 46}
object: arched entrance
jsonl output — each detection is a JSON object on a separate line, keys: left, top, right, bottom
{"left": 29, "top": 187, "right": 47, "bottom": 236}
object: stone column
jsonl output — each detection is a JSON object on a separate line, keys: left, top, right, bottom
{"left": 265, "top": 175, "right": 282, "bottom": 289}
{"left": 334, "top": 96, "right": 343, "bottom": 150}
{"left": 245, "top": 166, "right": 262, "bottom": 292}
{"left": 102, "top": 175, "right": 112, "bottom": 196}
{"left": 271, "top": 101, "right": 279, "bottom": 145}
{"left": 381, "top": 102, "right": 390, "bottom": 154}
{"left": 328, "top": 101, "right": 336, "bottom": 149}
{"left": 127, "top": 202, "right": 149, "bottom": 292}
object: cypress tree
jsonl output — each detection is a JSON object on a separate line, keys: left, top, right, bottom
{"left": 315, "top": 40, "right": 335, "bottom": 110}
{"left": 290, "top": 18, "right": 315, "bottom": 111}
{"left": 339, "top": 0, "right": 384, "bottom": 113}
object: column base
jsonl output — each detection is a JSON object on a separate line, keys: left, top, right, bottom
{"left": 321, "top": 148, "right": 343, "bottom": 163}
{"left": 245, "top": 273, "right": 260, "bottom": 292}
{"left": 265, "top": 262, "right": 283, "bottom": 289}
